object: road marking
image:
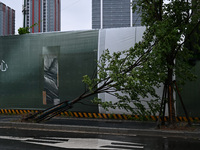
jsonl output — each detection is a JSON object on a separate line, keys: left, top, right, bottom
{"left": 0, "top": 136, "right": 144, "bottom": 149}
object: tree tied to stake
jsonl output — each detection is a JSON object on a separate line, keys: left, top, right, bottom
{"left": 83, "top": 0, "right": 200, "bottom": 126}
{"left": 23, "top": 0, "right": 200, "bottom": 125}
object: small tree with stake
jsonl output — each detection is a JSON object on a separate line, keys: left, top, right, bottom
{"left": 129, "top": 0, "right": 200, "bottom": 127}
{"left": 23, "top": 0, "right": 200, "bottom": 127}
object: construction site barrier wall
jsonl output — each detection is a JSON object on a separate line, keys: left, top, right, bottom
{"left": 0, "top": 109, "right": 199, "bottom": 122}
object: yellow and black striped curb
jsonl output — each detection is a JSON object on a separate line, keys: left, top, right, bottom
{"left": 0, "top": 109, "right": 200, "bottom": 122}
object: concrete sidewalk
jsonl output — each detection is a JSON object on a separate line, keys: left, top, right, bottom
{"left": 0, "top": 115, "right": 200, "bottom": 139}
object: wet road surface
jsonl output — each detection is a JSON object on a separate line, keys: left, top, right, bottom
{"left": 0, "top": 127, "right": 199, "bottom": 150}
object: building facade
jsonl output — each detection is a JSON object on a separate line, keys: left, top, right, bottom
{"left": 92, "top": 0, "right": 141, "bottom": 29}
{"left": 0, "top": 2, "right": 15, "bottom": 36}
{"left": 24, "top": 0, "right": 61, "bottom": 33}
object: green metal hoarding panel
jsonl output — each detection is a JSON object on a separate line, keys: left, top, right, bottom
{"left": 0, "top": 30, "right": 99, "bottom": 112}
{"left": 176, "top": 61, "right": 200, "bottom": 117}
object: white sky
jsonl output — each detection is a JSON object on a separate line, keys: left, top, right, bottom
{"left": 0, "top": 0, "right": 92, "bottom": 34}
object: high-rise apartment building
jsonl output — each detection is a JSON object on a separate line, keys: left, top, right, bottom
{"left": 92, "top": 0, "right": 141, "bottom": 29}
{"left": 24, "top": 0, "right": 61, "bottom": 33}
{"left": 0, "top": 2, "right": 15, "bottom": 36}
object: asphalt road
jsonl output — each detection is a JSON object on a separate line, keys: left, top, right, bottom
{"left": 0, "top": 127, "right": 200, "bottom": 150}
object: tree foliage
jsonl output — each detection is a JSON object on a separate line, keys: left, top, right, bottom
{"left": 18, "top": 27, "right": 30, "bottom": 35}
{"left": 83, "top": 0, "right": 200, "bottom": 123}
{"left": 18, "top": 23, "right": 40, "bottom": 35}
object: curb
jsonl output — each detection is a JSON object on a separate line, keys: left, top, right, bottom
{"left": 0, "top": 121, "right": 200, "bottom": 139}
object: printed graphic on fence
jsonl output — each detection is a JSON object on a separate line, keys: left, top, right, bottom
{"left": 43, "top": 46, "right": 60, "bottom": 105}
{"left": 0, "top": 60, "right": 8, "bottom": 72}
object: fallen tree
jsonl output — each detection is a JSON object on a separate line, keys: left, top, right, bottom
{"left": 22, "top": 0, "right": 200, "bottom": 126}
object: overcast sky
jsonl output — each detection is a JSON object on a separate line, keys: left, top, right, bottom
{"left": 0, "top": 0, "right": 92, "bottom": 34}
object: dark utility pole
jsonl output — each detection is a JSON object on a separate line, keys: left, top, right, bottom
{"left": 22, "top": 0, "right": 26, "bottom": 28}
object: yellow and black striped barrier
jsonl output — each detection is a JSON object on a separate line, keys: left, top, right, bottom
{"left": 0, "top": 109, "right": 200, "bottom": 122}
